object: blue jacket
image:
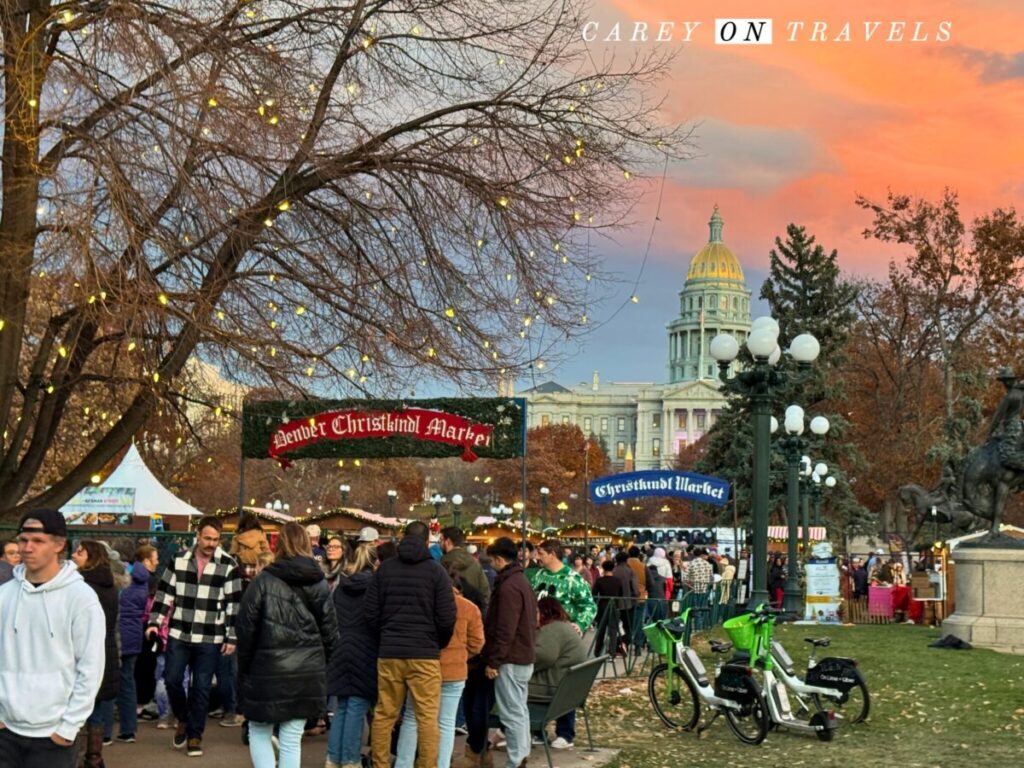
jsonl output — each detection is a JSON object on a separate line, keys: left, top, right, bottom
{"left": 119, "top": 562, "right": 150, "bottom": 655}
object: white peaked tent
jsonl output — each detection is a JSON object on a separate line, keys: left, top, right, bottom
{"left": 62, "top": 443, "right": 202, "bottom": 519}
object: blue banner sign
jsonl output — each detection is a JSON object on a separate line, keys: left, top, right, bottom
{"left": 590, "top": 470, "right": 731, "bottom": 506}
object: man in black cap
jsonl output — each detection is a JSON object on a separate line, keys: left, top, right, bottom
{"left": 0, "top": 510, "right": 106, "bottom": 768}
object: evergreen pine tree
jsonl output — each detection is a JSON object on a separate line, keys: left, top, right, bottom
{"left": 697, "top": 224, "right": 875, "bottom": 536}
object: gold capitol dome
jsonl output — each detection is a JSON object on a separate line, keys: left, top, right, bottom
{"left": 686, "top": 205, "right": 745, "bottom": 284}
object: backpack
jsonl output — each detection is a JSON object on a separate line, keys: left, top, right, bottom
{"left": 646, "top": 564, "right": 666, "bottom": 600}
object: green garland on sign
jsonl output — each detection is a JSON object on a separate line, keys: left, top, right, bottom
{"left": 241, "top": 397, "right": 526, "bottom": 461}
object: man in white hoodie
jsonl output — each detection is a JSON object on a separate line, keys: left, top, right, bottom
{"left": 0, "top": 509, "right": 105, "bottom": 768}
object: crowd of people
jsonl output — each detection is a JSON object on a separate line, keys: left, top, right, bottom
{"left": 0, "top": 508, "right": 744, "bottom": 768}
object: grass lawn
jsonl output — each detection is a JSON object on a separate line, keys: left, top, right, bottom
{"left": 585, "top": 623, "right": 1024, "bottom": 767}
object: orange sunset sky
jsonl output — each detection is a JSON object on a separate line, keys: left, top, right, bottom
{"left": 521, "top": 0, "right": 1024, "bottom": 386}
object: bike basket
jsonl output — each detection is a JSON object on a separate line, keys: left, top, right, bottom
{"left": 723, "top": 613, "right": 756, "bottom": 650}
{"left": 642, "top": 623, "right": 674, "bottom": 656}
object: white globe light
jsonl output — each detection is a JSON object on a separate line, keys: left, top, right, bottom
{"left": 789, "top": 333, "right": 820, "bottom": 363}
{"left": 810, "top": 415, "right": 830, "bottom": 435}
{"left": 768, "top": 345, "right": 782, "bottom": 366}
{"left": 710, "top": 333, "right": 739, "bottom": 363}
{"left": 801, "top": 456, "right": 812, "bottom": 475}
{"left": 815, "top": 462, "right": 829, "bottom": 477}
{"left": 770, "top": 416, "right": 779, "bottom": 434}
{"left": 784, "top": 405, "right": 804, "bottom": 434}
{"left": 747, "top": 328, "right": 777, "bottom": 358}
{"left": 825, "top": 476, "right": 837, "bottom": 488}
{"left": 452, "top": 494, "right": 463, "bottom": 505}
{"left": 750, "top": 316, "right": 780, "bottom": 338}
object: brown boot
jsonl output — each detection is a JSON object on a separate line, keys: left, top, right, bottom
{"left": 84, "top": 723, "right": 106, "bottom": 768}
{"left": 452, "top": 745, "right": 482, "bottom": 768}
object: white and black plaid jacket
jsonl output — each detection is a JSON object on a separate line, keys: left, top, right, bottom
{"left": 149, "top": 547, "right": 241, "bottom": 645}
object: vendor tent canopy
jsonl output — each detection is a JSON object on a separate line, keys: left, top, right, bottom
{"left": 61, "top": 443, "right": 202, "bottom": 519}
{"left": 767, "top": 525, "right": 827, "bottom": 542}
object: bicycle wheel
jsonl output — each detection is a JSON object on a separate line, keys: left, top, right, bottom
{"left": 723, "top": 677, "right": 770, "bottom": 745}
{"left": 813, "top": 679, "right": 870, "bottom": 725}
{"left": 648, "top": 662, "right": 700, "bottom": 730}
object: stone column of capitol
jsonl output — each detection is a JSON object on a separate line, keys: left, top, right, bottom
{"left": 519, "top": 206, "right": 751, "bottom": 471}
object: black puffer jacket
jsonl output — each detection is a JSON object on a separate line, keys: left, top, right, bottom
{"left": 365, "top": 535, "right": 456, "bottom": 659}
{"left": 327, "top": 569, "right": 378, "bottom": 701}
{"left": 236, "top": 556, "right": 338, "bottom": 723}
{"left": 81, "top": 564, "right": 120, "bottom": 701}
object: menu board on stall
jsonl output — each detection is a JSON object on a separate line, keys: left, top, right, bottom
{"left": 804, "top": 558, "right": 842, "bottom": 624}
{"left": 63, "top": 487, "right": 136, "bottom": 525}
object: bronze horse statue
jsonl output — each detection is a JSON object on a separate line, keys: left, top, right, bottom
{"left": 897, "top": 483, "right": 976, "bottom": 541}
{"left": 959, "top": 437, "right": 1024, "bottom": 534}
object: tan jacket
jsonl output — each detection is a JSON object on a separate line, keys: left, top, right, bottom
{"left": 627, "top": 557, "right": 648, "bottom": 600}
{"left": 440, "top": 592, "right": 485, "bottom": 682}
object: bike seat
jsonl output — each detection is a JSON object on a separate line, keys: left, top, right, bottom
{"left": 709, "top": 640, "right": 733, "bottom": 654}
{"left": 664, "top": 618, "right": 688, "bottom": 638}
{"left": 804, "top": 637, "right": 831, "bottom": 647}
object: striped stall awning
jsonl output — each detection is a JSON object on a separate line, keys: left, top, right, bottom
{"left": 767, "top": 525, "right": 827, "bottom": 541}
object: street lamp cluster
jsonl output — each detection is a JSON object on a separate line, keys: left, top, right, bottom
{"left": 776, "top": 404, "right": 829, "bottom": 612}
{"left": 711, "top": 316, "right": 823, "bottom": 608}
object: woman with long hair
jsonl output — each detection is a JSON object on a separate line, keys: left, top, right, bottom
{"left": 530, "top": 596, "right": 587, "bottom": 749}
{"left": 72, "top": 540, "right": 121, "bottom": 768}
{"left": 236, "top": 521, "right": 338, "bottom": 768}
{"left": 322, "top": 535, "right": 347, "bottom": 590}
{"left": 325, "top": 542, "right": 379, "bottom": 768}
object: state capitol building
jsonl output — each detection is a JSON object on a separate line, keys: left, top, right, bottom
{"left": 520, "top": 207, "right": 752, "bottom": 471}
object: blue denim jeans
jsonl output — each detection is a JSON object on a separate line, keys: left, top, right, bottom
{"left": 395, "top": 680, "right": 466, "bottom": 768}
{"left": 163, "top": 637, "right": 220, "bottom": 739}
{"left": 215, "top": 651, "right": 237, "bottom": 714}
{"left": 463, "top": 665, "right": 494, "bottom": 754}
{"left": 249, "top": 718, "right": 304, "bottom": 768}
{"left": 555, "top": 710, "right": 575, "bottom": 742}
{"left": 154, "top": 654, "right": 170, "bottom": 718}
{"left": 327, "top": 695, "right": 372, "bottom": 764}
{"left": 86, "top": 698, "right": 114, "bottom": 740}
{"left": 0, "top": 726, "right": 75, "bottom": 768}
{"left": 116, "top": 654, "right": 138, "bottom": 735}
{"left": 494, "top": 664, "right": 533, "bottom": 768}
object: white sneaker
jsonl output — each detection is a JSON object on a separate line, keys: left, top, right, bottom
{"left": 550, "top": 737, "right": 573, "bottom": 750}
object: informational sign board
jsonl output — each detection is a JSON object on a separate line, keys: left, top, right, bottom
{"left": 804, "top": 558, "right": 842, "bottom": 624}
{"left": 63, "top": 487, "right": 136, "bottom": 526}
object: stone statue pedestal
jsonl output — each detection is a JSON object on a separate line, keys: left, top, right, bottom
{"left": 943, "top": 546, "right": 1024, "bottom": 654}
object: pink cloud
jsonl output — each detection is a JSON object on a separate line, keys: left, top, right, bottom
{"left": 583, "top": 1, "right": 1024, "bottom": 278}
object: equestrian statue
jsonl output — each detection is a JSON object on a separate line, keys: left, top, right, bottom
{"left": 900, "top": 367, "right": 1024, "bottom": 546}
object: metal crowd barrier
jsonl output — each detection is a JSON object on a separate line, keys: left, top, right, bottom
{"left": 586, "top": 579, "right": 742, "bottom": 679}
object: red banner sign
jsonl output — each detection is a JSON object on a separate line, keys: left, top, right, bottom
{"left": 268, "top": 408, "right": 495, "bottom": 466}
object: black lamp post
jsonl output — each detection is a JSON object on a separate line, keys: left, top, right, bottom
{"left": 711, "top": 318, "right": 821, "bottom": 608}
{"left": 339, "top": 484, "right": 350, "bottom": 505}
{"left": 451, "top": 494, "right": 463, "bottom": 529}
{"left": 539, "top": 486, "right": 550, "bottom": 530}
{"left": 780, "top": 407, "right": 829, "bottom": 612}
{"left": 809, "top": 466, "right": 835, "bottom": 536}
{"left": 387, "top": 489, "right": 397, "bottom": 517}
{"left": 800, "top": 456, "right": 812, "bottom": 559}
{"left": 431, "top": 493, "right": 446, "bottom": 520}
